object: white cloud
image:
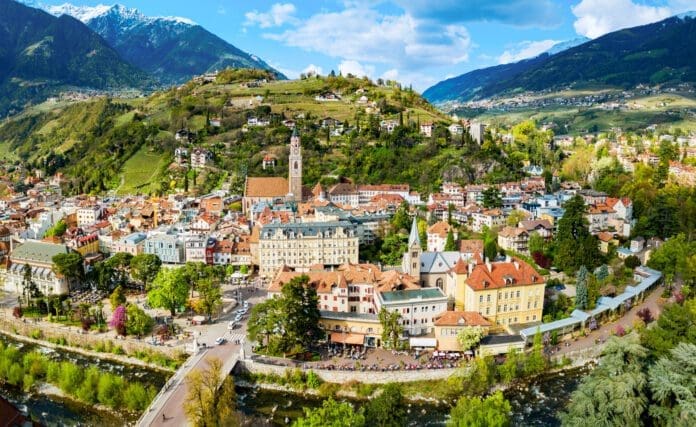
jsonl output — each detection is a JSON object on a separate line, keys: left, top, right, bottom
{"left": 265, "top": 7, "right": 472, "bottom": 69}
{"left": 302, "top": 64, "right": 324, "bottom": 76}
{"left": 381, "top": 69, "right": 400, "bottom": 81}
{"left": 572, "top": 0, "right": 679, "bottom": 38}
{"left": 338, "top": 60, "right": 375, "bottom": 78}
{"left": 245, "top": 3, "right": 297, "bottom": 28}
{"left": 498, "top": 39, "right": 559, "bottom": 64}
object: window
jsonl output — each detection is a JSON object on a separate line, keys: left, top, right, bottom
{"left": 486, "top": 307, "right": 489, "bottom": 315}
{"left": 479, "top": 295, "right": 483, "bottom": 303}
{"left": 516, "top": 291, "right": 520, "bottom": 298}
{"left": 533, "top": 315, "right": 537, "bottom": 321}
{"left": 487, "top": 295, "right": 491, "bottom": 302}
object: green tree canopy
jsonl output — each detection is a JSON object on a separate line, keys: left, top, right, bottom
{"left": 125, "top": 303, "right": 154, "bottom": 337}
{"left": 378, "top": 307, "right": 403, "bottom": 350}
{"left": 561, "top": 335, "right": 648, "bottom": 427}
{"left": 129, "top": 254, "right": 162, "bottom": 289}
{"left": 147, "top": 268, "right": 189, "bottom": 316}
{"left": 364, "top": 383, "right": 406, "bottom": 427}
{"left": 293, "top": 398, "right": 365, "bottom": 427}
{"left": 456, "top": 326, "right": 485, "bottom": 351}
{"left": 447, "top": 391, "right": 511, "bottom": 427}
{"left": 554, "top": 195, "right": 602, "bottom": 272}
{"left": 444, "top": 229, "right": 457, "bottom": 251}
{"left": 52, "top": 252, "right": 85, "bottom": 290}
{"left": 482, "top": 187, "right": 502, "bottom": 209}
{"left": 648, "top": 342, "right": 696, "bottom": 425}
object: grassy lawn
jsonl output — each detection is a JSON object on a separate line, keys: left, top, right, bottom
{"left": 116, "top": 145, "right": 170, "bottom": 195}
{"left": 114, "top": 111, "right": 136, "bottom": 127}
{"left": 0, "top": 141, "right": 19, "bottom": 161}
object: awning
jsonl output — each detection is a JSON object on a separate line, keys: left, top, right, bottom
{"left": 409, "top": 338, "right": 437, "bottom": 348}
{"left": 436, "top": 339, "right": 461, "bottom": 352}
{"left": 331, "top": 332, "right": 365, "bottom": 345}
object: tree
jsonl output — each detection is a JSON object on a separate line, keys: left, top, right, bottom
{"left": 281, "top": 276, "right": 322, "bottom": 350}
{"left": 448, "top": 392, "right": 511, "bottom": 427}
{"left": 561, "top": 335, "right": 648, "bottom": 427}
{"left": 130, "top": 254, "right": 161, "bottom": 289}
{"left": 109, "top": 285, "right": 126, "bottom": 309}
{"left": 364, "top": 383, "right": 406, "bottom": 427}
{"left": 109, "top": 305, "right": 127, "bottom": 336}
{"left": 391, "top": 201, "right": 411, "bottom": 232}
{"left": 444, "top": 229, "right": 457, "bottom": 251}
{"left": 641, "top": 300, "right": 696, "bottom": 358}
{"left": 648, "top": 343, "right": 696, "bottom": 425}
{"left": 45, "top": 220, "right": 67, "bottom": 237}
{"left": 624, "top": 255, "right": 641, "bottom": 269}
{"left": 595, "top": 264, "right": 609, "bottom": 282}
{"left": 52, "top": 252, "right": 84, "bottom": 291}
{"left": 482, "top": 187, "right": 502, "bottom": 209}
{"left": 524, "top": 330, "right": 547, "bottom": 376}
{"left": 104, "top": 253, "right": 133, "bottom": 290}
{"left": 457, "top": 326, "right": 485, "bottom": 351}
{"left": 247, "top": 297, "right": 284, "bottom": 350}
{"left": 196, "top": 278, "right": 222, "bottom": 321}
{"left": 484, "top": 239, "right": 498, "bottom": 261}
{"left": 575, "top": 266, "right": 589, "bottom": 310}
{"left": 378, "top": 307, "right": 403, "bottom": 350}
{"left": 506, "top": 210, "right": 527, "bottom": 227}
{"left": 184, "top": 357, "right": 238, "bottom": 427}
{"left": 417, "top": 219, "right": 428, "bottom": 251}
{"left": 294, "top": 398, "right": 365, "bottom": 427}
{"left": 125, "top": 304, "right": 154, "bottom": 337}
{"left": 147, "top": 268, "right": 189, "bottom": 317}
{"left": 554, "top": 195, "right": 601, "bottom": 272}
{"left": 21, "top": 263, "right": 40, "bottom": 304}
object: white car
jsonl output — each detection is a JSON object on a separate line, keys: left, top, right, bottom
{"left": 228, "top": 321, "right": 236, "bottom": 330}
{"left": 215, "top": 337, "right": 226, "bottom": 345}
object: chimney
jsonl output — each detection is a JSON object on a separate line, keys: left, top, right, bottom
{"left": 513, "top": 261, "right": 519, "bottom": 270}
{"left": 485, "top": 259, "right": 491, "bottom": 272}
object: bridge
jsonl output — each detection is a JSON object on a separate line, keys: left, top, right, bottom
{"left": 137, "top": 337, "right": 247, "bottom": 427}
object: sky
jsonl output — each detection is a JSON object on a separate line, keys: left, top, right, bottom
{"left": 35, "top": 0, "right": 696, "bottom": 91}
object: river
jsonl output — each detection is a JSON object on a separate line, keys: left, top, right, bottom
{"left": 234, "top": 365, "right": 593, "bottom": 426}
{"left": 0, "top": 334, "right": 170, "bottom": 426}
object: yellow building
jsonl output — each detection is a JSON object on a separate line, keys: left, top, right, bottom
{"left": 448, "top": 258, "right": 545, "bottom": 327}
{"left": 318, "top": 311, "right": 382, "bottom": 347}
{"left": 433, "top": 311, "right": 491, "bottom": 351}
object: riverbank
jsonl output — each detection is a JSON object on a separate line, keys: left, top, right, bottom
{"left": 234, "top": 364, "right": 594, "bottom": 426}
{"left": 0, "top": 315, "right": 185, "bottom": 371}
{"left": 0, "top": 328, "right": 175, "bottom": 374}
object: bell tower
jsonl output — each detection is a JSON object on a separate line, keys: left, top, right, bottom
{"left": 288, "top": 128, "right": 302, "bottom": 201}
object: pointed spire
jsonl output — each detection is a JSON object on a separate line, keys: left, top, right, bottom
{"left": 408, "top": 216, "right": 420, "bottom": 247}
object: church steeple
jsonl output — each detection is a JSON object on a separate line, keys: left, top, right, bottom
{"left": 288, "top": 128, "right": 302, "bottom": 201}
{"left": 403, "top": 217, "right": 422, "bottom": 279}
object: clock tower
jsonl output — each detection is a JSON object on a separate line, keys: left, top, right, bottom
{"left": 288, "top": 128, "right": 302, "bottom": 201}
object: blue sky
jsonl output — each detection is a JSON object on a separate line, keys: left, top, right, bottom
{"left": 36, "top": 0, "right": 696, "bottom": 91}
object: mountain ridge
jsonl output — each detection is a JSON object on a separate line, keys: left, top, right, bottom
{"left": 44, "top": 3, "right": 285, "bottom": 84}
{"left": 424, "top": 13, "right": 696, "bottom": 104}
{"left": 0, "top": 0, "right": 151, "bottom": 117}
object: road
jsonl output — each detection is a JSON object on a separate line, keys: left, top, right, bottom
{"left": 139, "top": 282, "right": 265, "bottom": 427}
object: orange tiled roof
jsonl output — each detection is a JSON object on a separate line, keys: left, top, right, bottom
{"left": 466, "top": 258, "right": 544, "bottom": 291}
{"left": 427, "top": 221, "right": 451, "bottom": 238}
{"left": 434, "top": 311, "right": 491, "bottom": 327}
{"left": 245, "top": 177, "right": 288, "bottom": 198}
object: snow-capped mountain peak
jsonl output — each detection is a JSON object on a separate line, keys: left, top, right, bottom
{"left": 43, "top": 3, "right": 196, "bottom": 26}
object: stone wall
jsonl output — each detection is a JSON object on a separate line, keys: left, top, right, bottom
{"left": 234, "top": 359, "right": 459, "bottom": 384}
{"left": 0, "top": 316, "right": 183, "bottom": 359}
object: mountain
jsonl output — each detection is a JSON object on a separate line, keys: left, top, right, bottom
{"left": 422, "top": 38, "right": 588, "bottom": 104}
{"left": 46, "top": 3, "right": 285, "bottom": 84}
{"left": 0, "top": 0, "right": 150, "bottom": 117}
{"left": 424, "top": 14, "right": 696, "bottom": 104}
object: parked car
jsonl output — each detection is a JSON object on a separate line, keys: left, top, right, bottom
{"left": 215, "top": 337, "right": 226, "bottom": 345}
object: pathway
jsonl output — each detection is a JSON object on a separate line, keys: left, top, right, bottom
{"left": 555, "top": 283, "right": 666, "bottom": 356}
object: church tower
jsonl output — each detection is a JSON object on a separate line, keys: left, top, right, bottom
{"left": 402, "top": 217, "right": 422, "bottom": 280}
{"left": 288, "top": 128, "right": 303, "bottom": 201}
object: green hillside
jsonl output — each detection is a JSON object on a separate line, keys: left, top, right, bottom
{"left": 2, "top": 71, "right": 509, "bottom": 196}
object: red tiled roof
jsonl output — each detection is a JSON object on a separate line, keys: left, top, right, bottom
{"left": 466, "top": 258, "right": 544, "bottom": 291}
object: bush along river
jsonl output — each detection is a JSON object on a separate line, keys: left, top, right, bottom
{"left": 234, "top": 365, "right": 593, "bottom": 426}
{"left": 0, "top": 334, "right": 170, "bottom": 426}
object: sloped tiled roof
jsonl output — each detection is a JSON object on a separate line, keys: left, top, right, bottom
{"left": 434, "top": 311, "right": 491, "bottom": 327}
{"left": 466, "top": 258, "right": 544, "bottom": 291}
{"left": 245, "top": 177, "right": 288, "bottom": 198}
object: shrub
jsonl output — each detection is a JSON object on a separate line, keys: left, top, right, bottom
{"left": 29, "top": 329, "right": 42, "bottom": 340}
{"left": 12, "top": 306, "right": 22, "bottom": 318}
{"left": 636, "top": 307, "right": 654, "bottom": 324}
{"left": 614, "top": 325, "right": 626, "bottom": 337}
{"left": 306, "top": 370, "right": 322, "bottom": 389}
{"left": 624, "top": 255, "right": 641, "bottom": 269}
{"left": 123, "top": 382, "right": 150, "bottom": 411}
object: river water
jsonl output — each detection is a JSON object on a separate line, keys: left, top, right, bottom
{"left": 0, "top": 334, "right": 170, "bottom": 426}
{"left": 235, "top": 365, "right": 593, "bottom": 426}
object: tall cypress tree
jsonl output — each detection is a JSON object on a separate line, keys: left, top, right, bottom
{"left": 575, "top": 265, "right": 589, "bottom": 310}
{"left": 555, "top": 195, "right": 601, "bottom": 272}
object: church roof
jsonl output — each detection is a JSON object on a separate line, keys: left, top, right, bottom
{"left": 245, "top": 177, "right": 288, "bottom": 198}
{"left": 408, "top": 217, "right": 420, "bottom": 247}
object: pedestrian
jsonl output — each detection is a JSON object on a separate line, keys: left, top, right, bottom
{"left": 162, "top": 413, "right": 166, "bottom": 421}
